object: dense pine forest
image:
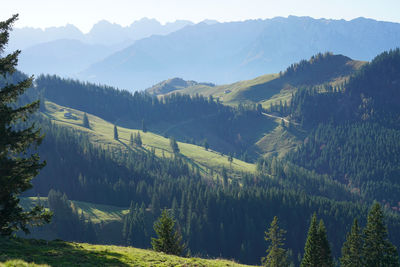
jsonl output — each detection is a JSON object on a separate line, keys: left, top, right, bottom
{"left": 286, "top": 49, "right": 400, "bottom": 207}
{"left": 24, "top": 118, "right": 400, "bottom": 265}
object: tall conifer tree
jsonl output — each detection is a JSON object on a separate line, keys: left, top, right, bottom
{"left": 301, "top": 213, "right": 320, "bottom": 267}
{"left": 113, "top": 125, "right": 118, "bottom": 140}
{"left": 340, "top": 219, "right": 363, "bottom": 267}
{"left": 82, "top": 112, "right": 90, "bottom": 128}
{"left": 317, "top": 219, "right": 334, "bottom": 267}
{"left": 151, "top": 209, "right": 184, "bottom": 256}
{"left": 129, "top": 133, "right": 134, "bottom": 146}
{"left": 262, "top": 216, "right": 290, "bottom": 267}
{"left": 0, "top": 14, "right": 51, "bottom": 236}
{"left": 363, "top": 203, "right": 399, "bottom": 266}
{"left": 301, "top": 214, "right": 333, "bottom": 267}
{"left": 169, "top": 136, "right": 179, "bottom": 154}
{"left": 135, "top": 131, "right": 142, "bottom": 147}
{"left": 142, "top": 119, "right": 147, "bottom": 133}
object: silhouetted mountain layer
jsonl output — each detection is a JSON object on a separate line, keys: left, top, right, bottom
{"left": 80, "top": 16, "right": 400, "bottom": 91}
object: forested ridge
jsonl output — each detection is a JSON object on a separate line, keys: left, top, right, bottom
{"left": 286, "top": 49, "right": 400, "bottom": 209}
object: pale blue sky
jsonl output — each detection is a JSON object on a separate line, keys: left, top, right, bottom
{"left": 2, "top": 0, "right": 400, "bottom": 33}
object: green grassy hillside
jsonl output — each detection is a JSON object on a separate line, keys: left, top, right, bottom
{"left": 229, "top": 55, "right": 364, "bottom": 108}
{"left": 0, "top": 238, "right": 255, "bottom": 267}
{"left": 43, "top": 101, "right": 255, "bottom": 174}
{"left": 157, "top": 74, "right": 279, "bottom": 106}
{"left": 255, "top": 124, "right": 306, "bottom": 157}
{"left": 152, "top": 54, "right": 365, "bottom": 110}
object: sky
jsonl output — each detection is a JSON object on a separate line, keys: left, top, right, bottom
{"left": 1, "top": 0, "right": 400, "bottom": 33}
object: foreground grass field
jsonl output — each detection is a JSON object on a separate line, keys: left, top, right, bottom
{"left": 0, "top": 238, "right": 255, "bottom": 267}
{"left": 43, "top": 101, "right": 255, "bottom": 174}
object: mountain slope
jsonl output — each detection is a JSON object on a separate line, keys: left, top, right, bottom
{"left": 42, "top": 101, "right": 255, "bottom": 174}
{"left": 80, "top": 16, "right": 400, "bottom": 90}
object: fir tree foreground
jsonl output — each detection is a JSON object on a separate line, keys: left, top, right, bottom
{"left": 340, "top": 219, "right": 363, "bottom": 267}
{"left": 151, "top": 209, "right": 185, "bottom": 256}
{"left": 300, "top": 213, "right": 333, "bottom": 267}
{"left": 0, "top": 14, "right": 51, "bottom": 236}
{"left": 363, "top": 203, "right": 399, "bottom": 266}
{"left": 262, "top": 216, "right": 291, "bottom": 267}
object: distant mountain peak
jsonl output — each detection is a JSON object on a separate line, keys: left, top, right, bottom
{"left": 89, "top": 20, "right": 122, "bottom": 32}
{"left": 200, "top": 19, "right": 219, "bottom": 25}
{"left": 130, "top": 17, "right": 161, "bottom": 27}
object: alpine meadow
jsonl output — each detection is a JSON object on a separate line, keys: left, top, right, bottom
{"left": 1, "top": 2, "right": 400, "bottom": 266}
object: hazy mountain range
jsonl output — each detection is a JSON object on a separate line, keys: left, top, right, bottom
{"left": 9, "top": 18, "right": 194, "bottom": 50}
{"left": 10, "top": 18, "right": 194, "bottom": 77}
{"left": 10, "top": 16, "right": 400, "bottom": 91}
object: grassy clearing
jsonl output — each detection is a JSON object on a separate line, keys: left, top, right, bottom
{"left": 43, "top": 101, "right": 255, "bottom": 174}
{"left": 19, "top": 197, "right": 129, "bottom": 224}
{"left": 255, "top": 125, "right": 306, "bottom": 158}
{"left": 0, "top": 238, "right": 255, "bottom": 267}
{"left": 0, "top": 259, "right": 50, "bottom": 267}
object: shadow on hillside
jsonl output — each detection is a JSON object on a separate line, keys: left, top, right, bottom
{"left": 0, "top": 237, "right": 129, "bottom": 267}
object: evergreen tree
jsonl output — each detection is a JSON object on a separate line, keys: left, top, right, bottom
{"left": 0, "top": 14, "right": 51, "bottom": 236}
{"left": 317, "top": 219, "right": 334, "bottom": 267}
{"left": 135, "top": 132, "right": 142, "bottom": 147}
{"left": 228, "top": 154, "right": 233, "bottom": 164}
{"left": 82, "top": 112, "right": 90, "bottom": 128}
{"left": 340, "top": 219, "right": 363, "bottom": 267}
{"left": 142, "top": 119, "right": 147, "bottom": 133}
{"left": 151, "top": 209, "right": 184, "bottom": 256}
{"left": 257, "top": 103, "right": 263, "bottom": 114}
{"left": 203, "top": 139, "right": 209, "bottom": 151}
{"left": 261, "top": 216, "right": 290, "bottom": 267}
{"left": 363, "top": 203, "right": 399, "bottom": 267}
{"left": 169, "top": 136, "right": 179, "bottom": 154}
{"left": 130, "top": 133, "right": 134, "bottom": 146}
{"left": 300, "top": 214, "right": 333, "bottom": 267}
{"left": 301, "top": 213, "right": 320, "bottom": 267}
{"left": 114, "top": 125, "right": 118, "bottom": 140}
